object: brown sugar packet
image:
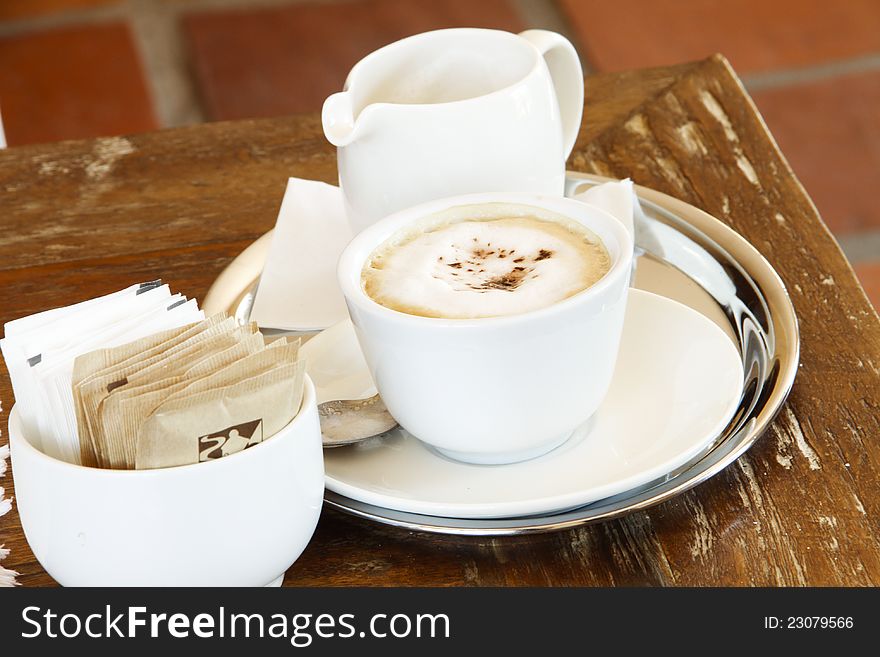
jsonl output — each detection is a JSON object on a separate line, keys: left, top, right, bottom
{"left": 74, "top": 315, "right": 235, "bottom": 465}
{"left": 118, "top": 333, "right": 268, "bottom": 467}
{"left": 158, "top": 340, "right": 300, "bottom": 405}
{"left": 73, "top": 315, "right": 230, "bottom": 466}
{"left": 86, "top": 326, "right": 249, "bottom": 468}
{"left": 73, "top": 316, "right": 222, "bottom": 387}
{"left": 73, "top": 322, "right": 198, "bottom": 466}
{"left": 85, "top": 322, "right": 256, "bottom": 468}
{"left": 105, "top": 321, "right": 256, "bottom": 391}
{"left": 135, "top": 360, "right": 306, "bottom": 470}
{"left": 97, "top": 330, "right": 265, "bottom": 469}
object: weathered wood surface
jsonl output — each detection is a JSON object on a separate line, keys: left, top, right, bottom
{"left": 1, "top": 55, "right": 878, "bottom": 586}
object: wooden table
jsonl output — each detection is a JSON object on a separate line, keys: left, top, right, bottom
{"left": 2, "top": 55, "right": 878, "bottom": 586}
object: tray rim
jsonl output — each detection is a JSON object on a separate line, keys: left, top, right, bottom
{"left": 205, "top": 172, "right": 799, "bottom": 536}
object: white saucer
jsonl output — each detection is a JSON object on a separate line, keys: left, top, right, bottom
{"left": 302, "top": 289, "right": 744, "bottom": 519}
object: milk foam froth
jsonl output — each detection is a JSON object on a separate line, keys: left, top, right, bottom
{"left": 361, "top": 204, "right": 612, "bottom": 319}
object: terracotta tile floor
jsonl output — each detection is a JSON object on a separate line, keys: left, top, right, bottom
{"left": 0, "top": 22, "right": 156, "bottom": 145}
{"left": 855, "top": 262, "right": 880, "bottom": 309}
{"left": 0, "top": 0, "right": 876, "bottom": 307}
{"left": 183, "top": 0, "right": 524, "bottom": 120}
{"left": 0, "top": 0, "right": 117, "bottom": 23}
{"left": 557, "top": 0, "right": 880, "bottom": 74}
{"left": 751, "top": 70, "right": 880, "bottom": 236}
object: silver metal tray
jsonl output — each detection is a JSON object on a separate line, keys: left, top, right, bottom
{"left": 206, "top": 173, "right": 799, "bottom": 536}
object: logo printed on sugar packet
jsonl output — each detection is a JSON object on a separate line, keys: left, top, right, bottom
{"left": 198, "top": 419, "right": 263, "bottom": 462}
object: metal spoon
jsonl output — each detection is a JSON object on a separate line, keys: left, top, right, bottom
{"left": 318, "top": 394, "right": 398, "bottom": 447}
{"left": 235, "top": 282, "right": 397, "bottom": 447}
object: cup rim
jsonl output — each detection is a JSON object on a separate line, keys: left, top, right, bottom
{"left": 344, "top": 28, "right": 544, "bottom": 111}
{"left": 8, "top": 376, "right": 316, "bottom": 476}
{"left": 337, "top": 192, "right": 634, "bottom": 328}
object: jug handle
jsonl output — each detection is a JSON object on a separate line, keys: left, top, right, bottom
{"left": 518, "top": 30, "right": 584, "bottom": 159}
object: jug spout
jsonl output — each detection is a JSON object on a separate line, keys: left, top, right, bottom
{"left": 322, "top": 91, "right": 359, "bottom": 147}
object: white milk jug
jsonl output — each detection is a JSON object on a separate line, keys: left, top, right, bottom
{"left": 322, "top": 28, "right": 584, "bottom": 232}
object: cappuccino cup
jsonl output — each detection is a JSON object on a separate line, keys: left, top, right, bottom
{"left": 323, "top": 28, "right": 584, "bottom": 232}
{"left": 338, "top": 193, "right": 633, "bottom": 464}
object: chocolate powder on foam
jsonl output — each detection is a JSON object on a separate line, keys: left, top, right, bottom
{"left": 362, "top": 212, "right": 611, "bottom": 319}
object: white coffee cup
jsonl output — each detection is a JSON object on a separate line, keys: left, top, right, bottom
{"left": 322, "top": 28, "right": 584, "bottom": 232}
{"left": 338, "top": 193, "right": 633, "bottom": 465}
{"left": 8, "top": 377, "right": 324, "bottom": 587}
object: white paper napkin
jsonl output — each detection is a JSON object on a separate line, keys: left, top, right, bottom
{"left": 250, "top": 179, "right": 353, "bottom": 331}
{"left": 572, "top": 178, "right": 635, "bottom": 242}
{"left": 251, "top": 178, "right": 637, "bottom": 331}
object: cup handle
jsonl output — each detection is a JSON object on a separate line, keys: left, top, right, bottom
{"left": 518, "top": 30, "right": 584, "bottom": 160}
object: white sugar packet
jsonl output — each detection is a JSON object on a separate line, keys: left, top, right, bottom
{"left": 251, "top": 178, "right": 639, "bottom": 331}
{"left": 1, "top": 282, "right": 204, "bottom": 463}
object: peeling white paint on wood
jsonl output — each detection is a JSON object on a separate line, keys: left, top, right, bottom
{"left": 84, "top": 137, "right": 135, "bottom": 181}
{"left": 736, "top": 458, "right": 765, "bottom": 512}
{"left": 584, "top": 157, "right": 614, "bottom": 178}
{"left": 818, "top": 516, "right": 838, "bottom": 529}
{"left": 781, "top": 406, "right": 822, "bottom": 470}
{"left": 604, "top": 513, "right": 674, "bottom": 582}
{"left": 656, "top": 156, "right": 688, "bottom": 194}
{"left": 568, "top": 526, "right": 594, "bottom": 556}
{"left": 0, "top": 546, "right": 19, "bottom": 587}
{"left": 0, "top": 413, "right": 17, "bottom": 586}
{"left": 625, "top": 113, "right": 650, "bottom": 137}
{"left": 462, "top": 560, "right": 480, "bottom": 585}
{"left": 38, "top": 161, "right": 70, "bottom": 176}
{"left": 775, "top": 452, "right": 793, "bottom": 469}
{"left": 699, "top": 89, "right": 761, "bottom": 188}
{"left": 818, "top": 516, "right": 840, "bottom": 551}
{"left": 490, "top": 538, "right": 511, "bottom": 565}
{"left": 687, "top": 498, "right": 715, "bottom": 559}
{"left": 735, "top": 458, "right": 808, "bottom": 584}
{"left": 735, "top": 153, "right": 760, "bottom": 185}
{"left": 699, "top": 90, "right": 738, "bottom": 143}
{"left": 676, "top": 122, "right": 708, "bottom": 156}
{"left": 773, "top": 418, "right": 793, "bottom": 469}
{"left": 853, "top": 495, "right": 867, "bottom": 515}
{"left": 734, "top": 467, "right": 753, "bottom": 510}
